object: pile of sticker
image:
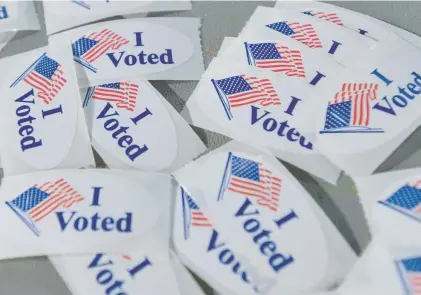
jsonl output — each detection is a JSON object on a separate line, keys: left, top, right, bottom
{"left": 1, "top": 1, "right": 421, "bottom": 295}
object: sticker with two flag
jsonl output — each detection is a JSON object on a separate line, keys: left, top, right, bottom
{"left": 211, "top": 74, "right": 281, "bottom": 120}
{"left": 217, "top": 152, "right": 282, "bottom": 212}
{"left": 378, "top": 180, "right": 421, "bottom": 224}
{"left": 10, "top": 53, "right": 67, "bottom": 104}
{"left": 244, "top": 42, "right": 305, "bottom": 78}
{"left": 83, "top": 81, "right": 139, "bottom": 112}
{"left": 319, "top": 83, "right": 382, "bottom": 134}
{"left": 72, "top": 29, "right": 129, "bottom": 73}
{"left": 395, "top": 256, "right": 421, "bottom": 295}
{"left": 6, "top": 178, "right": 84, "bottom": 236}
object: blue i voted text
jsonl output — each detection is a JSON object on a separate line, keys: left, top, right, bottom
{"left": 56, "top": 187, "right": 133, "bottom": 233}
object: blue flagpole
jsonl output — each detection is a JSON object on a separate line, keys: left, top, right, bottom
{"left": 217, "top": 152, "right": 233, "bottom": 202}
{"left": 6, "top": 202, "right": 40, "bottom": 237}
{"left": 72, "top": 0, "right": 91, "bottom": 9}
{"left": 394, "top": 261, "right": 411, "bottom": 295}
{"left": 211, "top": 79, "right": 233, "bottom": 120}
{"left": 378, "top": 201, "right": 421, "bottom": 223}
{"left": 10, "top": 52, "right": 46, "bottom": 88}
{"left": 74, "top": 57, "right": 97, "bottom": 73}
{"left": 83, "top": 87, "right": 95, "bottom": 108}
{"left": 244, "top": 42, "right": 254, "bottom": 66}
{"left": 181, "top": 187, "right": 189, "bottom": 240}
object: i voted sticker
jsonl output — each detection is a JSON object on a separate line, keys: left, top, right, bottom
{"left": 184, "top": 56, "right": 342, "bottom": 183}
{"left": 49, "top": 18, "right": 205, "bottom": 87}
{"left": 313, "top": 43, "right": 421, "bottom": 176}
{"left": 173, "top": 140, "right": 357, "bottom": 293}
{"left": 51, "top": 252, "right": 182, "bottom": 295}
{"left": 194, "top": 59, "right": 313, "bottom": 151}
{"left": 0, "top": 45, "right": 94, "bottom": 176}
{"left": 196, "top": 151, "right": 330, "bottom": 293}
{"left": 0, "top": 170, "right": 171, "bottom": 259}
{"left": 241, "top": 6, "right": 377, "bottom": 68}
{"left": 218, "top": 37, "right": 345, "bottom": 88}
{"left": 83, "top": 80, "right": 178, "bottom": 171}
{"left": 174, "top": 186, "right": 260, "bottom": 295}
{"left": 82, "top": 79, "right": 206, "bottom": 171}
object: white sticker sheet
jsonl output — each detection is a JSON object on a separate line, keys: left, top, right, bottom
{"left": 43, "top": 0, "right": 192, "bottom": 35}
{"left": 81, "top": 79, "right": 206, "bottom": 172}
{"left": 0, "top": 169, "right": 172, "bottom": 259}
{"left": 181, "top": 56, "right": 342, "bottom": 184}
{"left": 0, "top": 44, "right": 95, "bottom": 176}
{"left": 173, "top": 141, "right": 356, "bottom": 295}
{"left": 240, "top": 6, "right": 377, "bottom": 68}
{"left": 49, "top": 17, "right": 205, "bottom": 87}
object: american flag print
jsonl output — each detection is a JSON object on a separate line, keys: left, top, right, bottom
{"left": 266, "top": 21, "right": 323, "bottom": 49}
{"left": 302, "top": 10, "right": 344, "bottom": 26}
{"left": 378, "top": 180, "right": 421, "bottom": 223}
{"left": 321, "top": 83, "right": 379, "bottom": 132}
{"left": 90, "top": 81, "right": 139, "bottom": 111}
{"left": 22, "top": 55, "right": 67, "bottom": 104}
{"left": 181, "top": 187, "right": 211, "bottom": 240}
{"left": 213, "top": 74, "right": 281, "bottom": 109}
{"left": 72, "top": 29, "right": 129, "bottom": 64}
{"left": 6, "top": 179, "right": 84, "bottom": 236}
{"left": 245, "top": 42, "right": 305, "bottom": 78}
{"left": 396, "top": 257, "right": 421, "bottom": 295}
{"left": 226, "top": 155, "right": 282, "bottom": 212}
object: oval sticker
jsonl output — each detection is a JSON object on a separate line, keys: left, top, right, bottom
{"left": 315, "top": 44, "right": 421, "bottom": 157}
{"left": 196, "top": 63, "right": 315, "bottom": 155}
{"left": 49, "top": 18, "right": 196, "bottom": 87}
{"left": 0, "top": 170, "right": 164, "bottom": 258}
{"left": 197, "top": 151, "right": 329, "bottom": 292}
{"left": 3, "top": 49, "right": 77, "bottom": 170}
{"left": 83, "top": 80, "right": 178, "bottom": 171}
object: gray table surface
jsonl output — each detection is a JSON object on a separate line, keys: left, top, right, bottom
{"left": 2, "top": 1, "right": 421, "bottom": 294}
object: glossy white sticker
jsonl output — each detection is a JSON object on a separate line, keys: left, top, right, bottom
{"left": 311, "top": 43, "right": 421, "bottom": 176}
{"left": 173, "top": 141, "right": 357, "bottom": 294}
{"left": 82, "top": 79, "right": 205, "bottom": 171}
{"left": 196, "top": 151, "right": 330, "bottom": 293}
{"left": 0, "top": 169, "right": 172, "bottom": 259}
{"left": 0, "top": 44, "right": 94, "bottom": 176}
{"left": 173, "top": 186, "right": 260, "bottom": 295}
{"left": 49, "top": 18, "right": 205, "bottom": 87}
